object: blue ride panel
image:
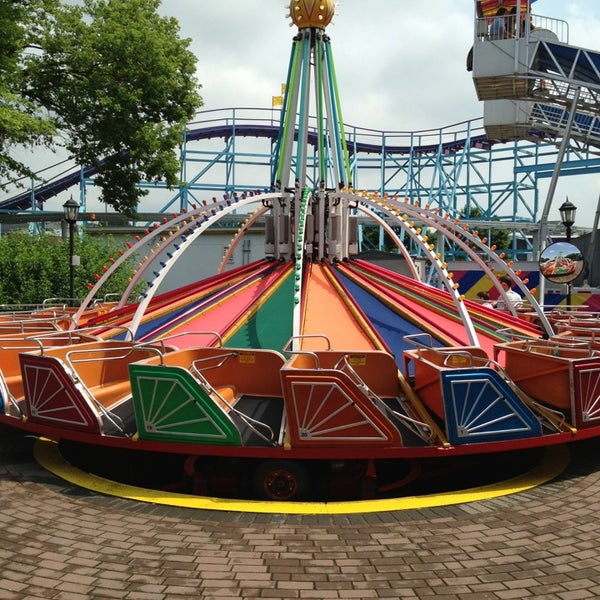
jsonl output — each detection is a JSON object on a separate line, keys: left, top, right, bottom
{"left": 333, "top": 270, "right": 431, "bottom": 362}
{"left": 441, "top": 368, "right": 542, "bottom": 446}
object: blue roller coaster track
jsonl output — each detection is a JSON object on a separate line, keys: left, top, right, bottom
{"left": 2, "top": 107, "right": 600, "bottom": 232}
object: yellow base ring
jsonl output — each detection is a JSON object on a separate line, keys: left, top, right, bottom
{"left": 34, "top": 438, "right": 569, "bottom": 515}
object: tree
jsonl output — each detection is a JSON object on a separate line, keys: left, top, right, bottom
{"left": 0, "top": 1, "right": 57, "bottom": 186}
{"left": 2, "top": 0, "right": 202, "bottom": 217}
{"left": 0, "top": 230, "right": 141, "bottom": 304}
{"left": 360, "top": 224, "right": 404, "bottom": 253}
{"left": 461, "top": 205, "right": 510, "bottom": 253}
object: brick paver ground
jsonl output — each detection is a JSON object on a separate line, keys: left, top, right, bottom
{"left": 2, "top": 424, "right": 600, "bottom": 599}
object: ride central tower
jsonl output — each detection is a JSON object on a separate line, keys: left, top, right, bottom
{"left": 270, "top": 0, "right": 357, "bottom": 263}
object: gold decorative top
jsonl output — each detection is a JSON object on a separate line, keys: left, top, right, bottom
{"left": 288, "top": 0, "right": 336, "bottom": 29}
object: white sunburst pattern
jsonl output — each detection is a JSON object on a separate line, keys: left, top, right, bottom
{"left": 22, "top": 362, "right": 96, "bottom": 428}
{"left": 290, "top": 380, "right": 388, "bottom": 442}
{"left": 576, "top": 365, "right": 600, "bottom": 424}
{"left": 134, "top": 374, "right": 230, "bottom": 440}
{"left": 446, "top": 376, "right": 537, "bottom": 441}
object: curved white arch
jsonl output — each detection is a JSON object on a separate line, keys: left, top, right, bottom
{"left": 73, "top": 207, "right": 212, "bottom": 324}
{"left": 341, "top": 190, "right": 551, "bottom": 335}
{"left": 72, "top": 192, "right": 274, "bottom": 327}
{"left": 121, "top": 194, "right": 269, "bottom": 305}
{"left": 392, "top": 198, "right": 553, "bottom": 335}
{"left": 355, "top": 205, "right": 420, "bottom": 280}
{"left": 217, "top": 205, "right": 270, "bottom": 274}
{"left": 344, "top": 190, "right": 552, "bottom": 341}
{"left": 73, "top": 186, "right": 552, "bottom": 344}
{"left": 127, "top": 193, "right": 285, "bottom": 337}
{"left": 349, "top": 195, "right": 478, "bottom": 346}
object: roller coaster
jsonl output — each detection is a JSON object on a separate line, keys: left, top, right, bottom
{"left": 3, "top": 5, "right": 600, "bottom": 264}
{"left": 3, "top": 108, "right": 600, "bottom": 241}
{"left": 2, "top": 3, "right": 600, "bottom": 248}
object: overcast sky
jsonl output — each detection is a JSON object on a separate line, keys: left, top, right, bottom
{"left": 6, "top": 1, "right": 600, "bottom": 223}
{"left": 162, "top": 0, "right": 600, "bottom": 131}
{"left": 159, "top": 0, "right": 600, "bottom": 224}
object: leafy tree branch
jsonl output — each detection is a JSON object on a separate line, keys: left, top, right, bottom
{"left": 1, "top": 0, "right": 203, "bottom": 217}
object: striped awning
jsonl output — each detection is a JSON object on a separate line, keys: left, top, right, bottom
{"left": 478, "top": 0, "right": 538, "bottom": 18}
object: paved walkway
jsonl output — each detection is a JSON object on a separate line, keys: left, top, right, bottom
{"left": 2, "top": 424, "right": 600, "bottom": 599}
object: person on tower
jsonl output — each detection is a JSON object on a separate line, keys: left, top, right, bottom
{"left": 489, "top": 7, "right": 509, "bottom": 40}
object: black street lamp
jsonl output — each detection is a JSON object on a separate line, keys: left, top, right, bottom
{"left": 559, "top": 197, "right": 577, "bottom": 309}
{"left": 558, "top": 198, "right": 577, "bottom": 241}
{"left": 62, "top": 196, "right": 80, "bottom": 304}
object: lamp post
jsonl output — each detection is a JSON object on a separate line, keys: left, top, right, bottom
{"left": 559, "top": 197, "right": 577, "bottom": 309}
{"left": 62, "top": 196, "right": 80, "bottom": 304}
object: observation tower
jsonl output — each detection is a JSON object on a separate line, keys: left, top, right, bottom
{"left": 471, "top": 0, "right": 600, "bottom": 298}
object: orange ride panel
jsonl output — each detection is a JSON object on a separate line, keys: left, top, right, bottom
{"left": 300, "top": 263, "right": 376, "bottom": 351}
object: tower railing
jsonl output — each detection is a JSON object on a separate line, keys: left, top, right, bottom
{"left": 475, "top": 13, "right": 568, "bottom": 44}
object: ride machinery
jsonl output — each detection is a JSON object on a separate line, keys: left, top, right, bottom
{"left": 2, "top": 0, "right": 600, "bottom": 501}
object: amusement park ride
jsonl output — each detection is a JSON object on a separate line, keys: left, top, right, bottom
{"left": 2, "top": 0, "right": 600, "bottom": 501}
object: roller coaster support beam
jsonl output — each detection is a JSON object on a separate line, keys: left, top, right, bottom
{"left": 536, "top": 87, "right": 581, "bottom": 303}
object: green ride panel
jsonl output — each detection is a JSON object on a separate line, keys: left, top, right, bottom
{"left": 225, "top": 268, "right": 294, "bottom": 350}
{"left": 129, "top": 364, "right": 242, "bottom": 445}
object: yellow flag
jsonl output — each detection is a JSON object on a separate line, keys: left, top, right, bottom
{"left": 272, "top": 95, "right": 283, "bottom": 107}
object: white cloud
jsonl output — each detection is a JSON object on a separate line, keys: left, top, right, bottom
{"left": 170, "top": 0, "right": 482, "bottom": 129}
{"left": 158, "top": 0, "right": 600, "bottom": 223}
{"left": 164, "top": 0, "right": 600, "bottom": 128}
{"left": 5, "top": 1, "right": 600, "bottom": 223}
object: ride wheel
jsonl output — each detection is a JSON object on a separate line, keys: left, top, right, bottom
{"left": 252, "top": 459, "right": 310, "bottom": 501}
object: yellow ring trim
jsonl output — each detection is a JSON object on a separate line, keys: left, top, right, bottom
{"left": 34, "top": 439, "right": 568, "bottom": 515}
